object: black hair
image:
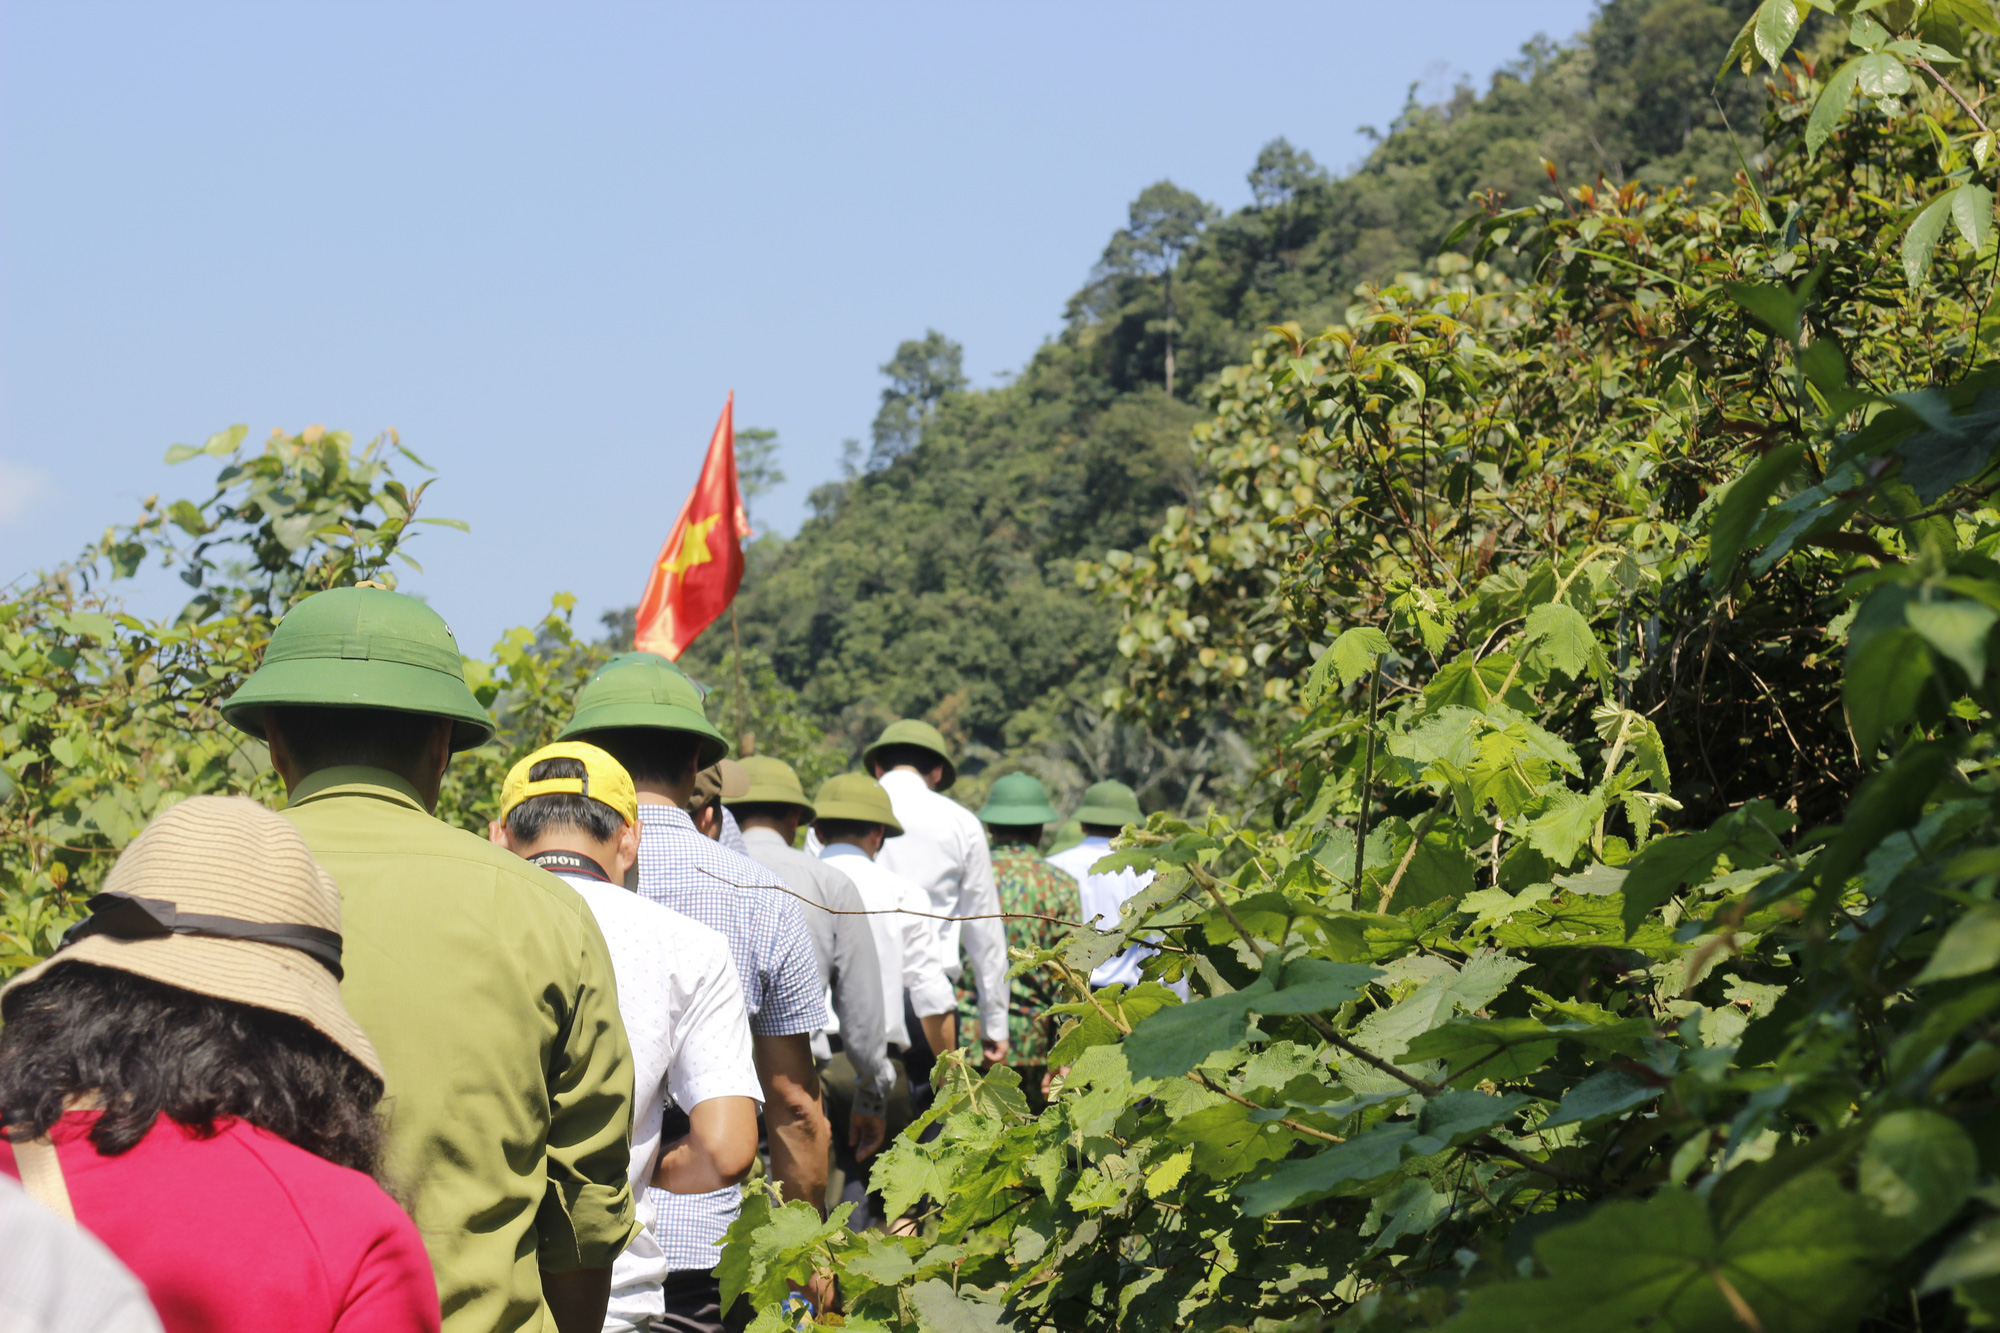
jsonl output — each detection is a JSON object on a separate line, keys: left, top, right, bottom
{"left": 815, "top": 818, "right": 883, "bottom": 842}
{"left": 265, "top": 706, "right": 445, "bottom": 783}
{"left": 574, "top": 728, "right": 705, "bottom": 787}
{"left": 986, "top": 823, "right": 1046, "bottom": 847}
{"left": 505, "top": 756, "right": 626, "bottom": 844}
{"left": 1080, "top": 823, "right": 1125, "bottom": 838}
{"left": 869, "top": 744, "right": 945, "bottom": 776}
{"left": 0, "top": 963, "right": 385, "bottom": 1177}
{"left": 730, "top": 802, "right": 802, "bottom": 825}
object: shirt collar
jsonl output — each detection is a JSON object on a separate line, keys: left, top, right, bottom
{"left": 876, "top": 769, "right": 929, "bottom": 795}
{"left": 1077, "top": 835, "right": 1114, "bottom": 849}
{"left": 820, "top": 842, "right": 871, "bottom": 862}
{"left": 741, "top": 826, "right": 792, "bottom": 851}
{"left": 637, "top": 802, "right": 697, "bottom": 835}
{"left": 286, "top": 765, "right": 428, "bottom": 813}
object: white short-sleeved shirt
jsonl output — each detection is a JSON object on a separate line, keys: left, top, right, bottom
{"left": 820, "top": 843, "right": 955, "bottom": 1046}
{"left": 547, "top": 866, "right": 763, "bottom": 1332}
{"left": 1048, "top": 837, "right": 1158, "bottom": 988}
{"left": 871, "top": 771, "right": 1009, "bottom": 1035}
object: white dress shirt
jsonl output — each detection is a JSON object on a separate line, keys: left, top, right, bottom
{"left": 1048, "top": 836, "right": 1158, "bottom": 989}
{"left": 872, "top": 769, "right": 1009, "bottom": 1037}
{"left": 553, "top": 869, "right": 763, "bottom": 1330}
{"left": 820, "top": 841, "right": 956, "bottom": 1046}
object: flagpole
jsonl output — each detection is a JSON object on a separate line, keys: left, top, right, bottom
{"left": 731, "top": 603, "right": 750, "bottom": 757}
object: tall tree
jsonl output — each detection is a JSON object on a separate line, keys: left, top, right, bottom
{"left": 1096, "top": 181, "right": 1216, "bottom": 395}
{"left": 733, "top": 426, "right": 786, "bottom": 524}
{"left": 1247, "top": 137, "right": 1326, "bottom": 207}
{"left": 869, "top": 330, "right": 967, "bottom": 469}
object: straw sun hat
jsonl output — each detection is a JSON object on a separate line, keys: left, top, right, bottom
{"left": 3, "top": 795, "right": 382, "bottom": 1080}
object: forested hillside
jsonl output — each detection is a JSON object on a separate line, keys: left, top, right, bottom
{"left": 693, "top": 0, "right": 1761, "bottom": 811}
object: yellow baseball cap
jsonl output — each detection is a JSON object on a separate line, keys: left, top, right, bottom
{"left": 499, "top": 741, "right": 639, "bottom": 827}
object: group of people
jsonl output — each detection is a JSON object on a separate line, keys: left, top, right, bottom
{"left": 0, "top": 585, "right": 1158, "bottom": 1333}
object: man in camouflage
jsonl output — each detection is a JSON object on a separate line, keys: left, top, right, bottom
{"left": 972, "top": 773, "right": 1081, "bottom": 1110}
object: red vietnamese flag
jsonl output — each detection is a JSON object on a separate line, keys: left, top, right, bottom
{"left": 634, "top": 393, "right": 751, "bottom": 660}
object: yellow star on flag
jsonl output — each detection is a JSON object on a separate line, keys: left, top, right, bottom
{"left": 662, "top": 515, "right": 721, "bottom": 577}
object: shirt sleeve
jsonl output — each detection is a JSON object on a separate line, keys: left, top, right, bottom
{"left": 536, "top": 910, "right": 640, "bottom": 1271}
{"left": 902, "top": 881, "right": 958, "bottom": 1019}
{"left": 331, "top": 1207, "right": 444, "bottom": 1333}
{"left": 826, "top": 873, "right": 894, "bottom": 1119}
{"left": 954, "top": 822, "right": 1010, "bottom": 1035}
{"left": 751, "top": 890, "right": 832, "bottom": 1038}
{"left": 671, "top": 938, "right": 766, "bottom": 1111}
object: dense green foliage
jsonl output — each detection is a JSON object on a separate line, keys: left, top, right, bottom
{"left": 715, "top": 4, "right": 2000, "bottom": 1330}
{"left": 723, "top": 0, "right": 1764, "bottom": 809}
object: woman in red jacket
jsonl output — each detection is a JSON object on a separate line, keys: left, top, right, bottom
{"left": 0, "top": 795, "right": 440, "bottom": 1333}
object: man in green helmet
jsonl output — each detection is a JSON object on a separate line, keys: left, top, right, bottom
{"left": 222, "top": 586, "right": 636, "bottom": 1333}
{"left": 1049, "top": 780, "right": 1156, "bottom": 989}
{"left": 559, "top": 652, "right": 830, "bottom": 1332}
{"left": 976, "top": 773, "right": 1083, "bottom": 1110}
{"left": 861, "top": 720, "right": 1010, "bottom": 1067}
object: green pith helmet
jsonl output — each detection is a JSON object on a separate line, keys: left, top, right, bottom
{"left": 732, "top": 755, "right": 815, "bottom": 818}
{"left": 1075, "top": 779, "right": 1143, "bottom": 829}
{"left": 222, "top": 586, "right": 495, "bottom": 753}
{"left": 862, "top": 718, "right": 957, "bottom": 790}
{"left": 811, "top": 772, "right": 904, "bottom": 837}
{"left": 979, "top": 772, "right": 1060, "bottom": 826}
{"left": 557, "top": 651, "right": 729, "bottom": 768}
{"left": 1048, "top": 817, "right": 1085, "bottom": 855}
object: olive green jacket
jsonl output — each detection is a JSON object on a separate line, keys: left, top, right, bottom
{"left": 284, "top": 767, "right": 637, "bottom": 1333}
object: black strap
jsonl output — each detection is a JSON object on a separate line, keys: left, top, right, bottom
{"left": 62, "top": 892, "right": 344, "bottom": 980}
{"left": 527, "top": 850, "right": 613, "bottom": 883}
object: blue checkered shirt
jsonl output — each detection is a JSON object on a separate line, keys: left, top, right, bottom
{"left": 636, "top": 802, "right": 825, "bottom": 1272}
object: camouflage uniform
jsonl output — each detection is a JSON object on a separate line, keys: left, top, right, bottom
{"left": 959, "top": 839, "right": 1081, "bottom": 1066}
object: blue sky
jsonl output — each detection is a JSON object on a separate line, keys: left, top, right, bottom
{"left": 1, "top": 0, "right": 1598, "bottom": 654}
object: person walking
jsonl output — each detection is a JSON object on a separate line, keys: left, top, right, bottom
{"left": 975, "top": 773, "right": 1083, "bottom": 1109}
{"left": 222, "top": 587, "right": 636, "bottom": 1333}
{"left": 558, "top": 652, "right": 829, "bottom": 1332}
{"left": 1047, "top": 780, "right": 1156, "bottom": 989}
{"left": 0, "top": 796, "right": 440, "bottom": 1333}
{"left": 489, "top": 743, "right": 764, "bottom": 1333}
{"left": 810, "top": 773, "right": 955, "bottom": 1231}
{"left": 861, "top": 721, "right": 1008, "bottom": 1067}
{"left": 724, "top": 757, "right": 893, "bottom": 1169}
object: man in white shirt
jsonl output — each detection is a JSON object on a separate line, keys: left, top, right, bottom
{"left": 489, "top": 742, "right": 763, "bottom": 1333}
{"left": 724, "top": 757, "right": 893, "bottom": 1166}
{"left": 861, "top": 720, "right": 1009, "bottom": 1066}
{"left": 811, "top": 772, "right": 957, "bottom": 1229}
{"left": 1047, "top": 780, "right": 1158, "bottom": 989}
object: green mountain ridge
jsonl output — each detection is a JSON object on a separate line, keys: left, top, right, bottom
{"left": 676, "top": 0, "right": 1760, "bottom": 808}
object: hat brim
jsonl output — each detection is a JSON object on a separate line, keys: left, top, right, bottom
{"left": 5, "top": 935, "right": 383, "bottom": 1082}
{"left": 1075, "top": 804, "right": 1142, "bottom": 828}
{"left": 862, "top": 742, "right": 956, "bottom": 791}
{"left": 559, "top": 704, "right": 729, "bottom": 768}
{"left": 980, "top": 803, "right": 1060, "bottom": 826}
{"left": 729, "top": 787, "right": 816, "bottom": 819}
{"left": 224, "top": 658, "right": 494, "bottom": 753}
{"left": 812, "top": 801, "right": 904, "bottom": 837}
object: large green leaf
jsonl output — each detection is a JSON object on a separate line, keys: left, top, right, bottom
{"left": 1914, "top": 904, "right": 2000, "bottom": 983}
{"left": 1236, "top": 1123, "right": 1419, "bottom": 1215}
{"left": 1403, "top": 1018, "right": 1562, "bottom": 1085}
{"left": 1707, "top": 441, "right": 1809, "bottom": 591}
{"left": 1539, "top": 1067, "right": 1665, "bottom": 1129}
{"left": 1904, "top": 191, "right": 1956, "bottom": 289}
{"left": 1844, "top": 627, "right": 1935, "bottom": 755}
{"left": 1806, "top": 56, "right": 1865, "bottom": 157}
{"left": 1123, "top": 959, "right": 1379, "bottom": 1078}
{"left": 1449, "top": 1172, "right": 1886, "bottom": 1333}
{"left": 1857, "top": 1110, "right": 1977, "bottom": 1250}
